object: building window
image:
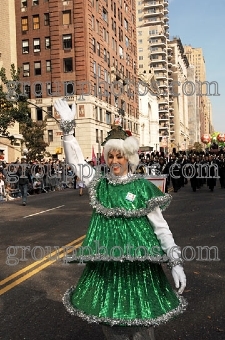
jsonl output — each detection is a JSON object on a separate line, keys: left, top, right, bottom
{"left": 103, "top": 49, "right": 107, "bottom": 62}
{"left": 45, "top": 37, "right": 50, "bottom": 49}
{"left": 149, "top": 29, "right": 158, "bottom": 35}
{"left": 102, "top": 7, "right": 108, "bottom": 22}
{"left": 104, "top": 69, "right": 107, "bottom": 82}
{"left": 46, "top": 83, "right": 52, "bottom": 95}
{"left": 22, "top": 40, "right": 29, "bottom": 54}
{"left": 93, "top": 61, "right": 96, "bottom": 76}
{"left": 62, "top": 10, "right": 71, "bottom": 25}
{"left": 96, "top": 129, "right": 99, "bottom": 143}
{"left": 118, "top": 28, "right": 123, "bottom": 41}
{"left": 24, "top": 85, "right": 31, "bottom": 99}
{"left": 33, "top": 38, "right": 41, "bottom": 52}
{"left": 48, "top": 130, "right": 53, "bottom": 143}
{"left": 63, "top": 58, "right": 73, "bottom": 72}
{"left": 62, "top": 34, "right": 72, "bottom": 49}
{"left": 44, "top": 13, "right": 50, "bottom": 26}
{"left": 100, "top": 130, "right": 103, "bottom": 144}
{"left": 64, "top": 81, "right": 74, "bottom": 96}
{"left": 119, "top": 46, "right": 123, "bottom": 58}
{"left": 33, "top": 15, "right": 40, "bottom": 29}
{"left": 21, "top": 0, "right": 27, "bottom": 7}
{"left": 21, "top": 17, "right": 28, "bottom": 32}
{"left": 98, "top": 65, "right": 101, "bottom": 78}
{"left": 32, "top": 0, "right": 39, "bottom": 5}
{"left": 35, "top": 83, "right": 42, "bottom": 97}
{"left": 107, "top": 52, "right": 110, "bottom": 67}
{"left": 97, "top": 42, "right": 100, "bottom": 56}
{"left": 46, "top": 106, "right": 53, "bottom": 117}
{"left": 23, "top": 63, "right": 30, "bottom": 77}
{"left": 92, "top": 15, "right": 95, "bottom": 30}
{"left": 46, "top": 60, "right": 51, "bottom": 72}
{"left": 34, "top": 61, "right": 41, "bottom": 75}
{"left": 99, "top": 108, "right": 103, "bottom": 122}
{"left": 103, "top": 27, "right": 106, "bottom": 41}
{"left": 124, "top": 19, "right": 128, "bottom": 30}
{"left": 36, "top": 108, "right": 43, "bottom": 120}
{"left": 96, "top": 20, "right": 99, "bottom": 34}
{"left": 92, "top": 38, "right": 96, "bottom": 52}
{"left": 106, "top": 111, "right": 111, "bottom": 124}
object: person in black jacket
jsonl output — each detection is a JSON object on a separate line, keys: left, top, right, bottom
{"left": 16, "top": 158, "right": 32, "bottom": 206}
{"left": 218, "top": 154, "right": 225, "bottom": 188}
{"left": 169, "top": 154, "right": 181, "bottom": 193}
{"left": 206, "top": 155, "right": 218, "bottom": 192}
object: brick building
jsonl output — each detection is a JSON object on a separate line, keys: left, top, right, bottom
{"left": 15, "top": 0, "right": 139, "bottom": 160}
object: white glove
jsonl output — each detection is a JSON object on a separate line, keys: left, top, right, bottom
{"left": 147, "top": 206, "right": 180, "bottom": 259}
{"left": 53, "top": 98, "right": 95, "bottom": 186}
{"left": 54, "top": 98, "right": 76, "bottom": 134}
{"left": 171, "top": 265, "right": 186, "bottom": 294}
{"left": 147, "top": 207, "right": 186, "bottom": 294}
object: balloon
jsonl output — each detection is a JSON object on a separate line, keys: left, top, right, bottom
{"left": 217, "top": 134, "right": 225, "bottom": 142}
{"left": 201, "top": 134, "right": 211, "bottom": 144}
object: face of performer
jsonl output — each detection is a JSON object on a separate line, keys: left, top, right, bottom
{"left": 107, "top": 150, "right": 129, "bottom": 176}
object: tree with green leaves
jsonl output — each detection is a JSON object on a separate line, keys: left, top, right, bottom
{"left": 0, "top": 64, "right": 48, "bottom": 161}
{"left": 20, "top": 121, "right": 49, "bottom": 162}
{"left": 0, "top": 64, "right": 32, "bottom": 138}
{"left": 192, "top": 142, "right": 203, "bottom": 153}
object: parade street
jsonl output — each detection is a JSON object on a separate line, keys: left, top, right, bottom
{"left": 0, "top": 183, "right": 224, "bottom": 340}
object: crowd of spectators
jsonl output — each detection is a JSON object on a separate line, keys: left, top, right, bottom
{"left": 1, "top": 148, "right": 224, "bottom": 202}
{"left": 0, "top": 158, "right": 77, "bottom": 203}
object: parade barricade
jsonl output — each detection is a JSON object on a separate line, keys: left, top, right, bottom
{"left": 146, "top": 175, "right": 167, "bottom": 194}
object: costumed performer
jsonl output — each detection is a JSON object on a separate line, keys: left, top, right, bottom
{"left": 54, "top": 98, "right": 187, "bottom": 340}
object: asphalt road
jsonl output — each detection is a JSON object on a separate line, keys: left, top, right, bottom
{"left": 0, "top": 182, "right": 224, "bottom": 340}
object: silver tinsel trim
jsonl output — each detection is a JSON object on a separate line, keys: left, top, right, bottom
{"left": 64, "top": 254, "right": 169, "bottom": 263}
{"left": 59, "top": 119, "right": 76, "bottom": 134}
{"left": 105, "top": 173, "right": 142, "bottom": 185}
{"left": 62, "top": 287, "right": 187, "bottom": 327}
{"left": 167, "top": 259, "right": 184, "bottom": 270}
{"left": 88, "top": 174, "right": 172, "bottom": 218}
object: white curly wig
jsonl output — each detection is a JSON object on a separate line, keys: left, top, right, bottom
{"left": 104, "top": 136, "right": 139, "bottom": 173}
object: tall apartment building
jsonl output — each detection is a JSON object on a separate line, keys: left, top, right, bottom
{"left": 0, "top": 0, "right": 22, "bottom": 162}
{"left": 136, "top": 0, "right": 172, "bottom": 152}
{"left": 15, "top": 0, "right": 139, "bottom": 159}
{"left": 138, "top": 72, "right": 160, "bottom": 151}
{"left": 169, "top": 37, "right": 190, "bottom": 151}
{"left": 184, "top": 45, "right": 213, "bottom": 137}
{"left": 187, "top": 65, "right": 199, "bottom": 146}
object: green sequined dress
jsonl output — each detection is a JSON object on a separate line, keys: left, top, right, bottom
{"left": 63, "top": 174, "right": 187, "bottom": 326}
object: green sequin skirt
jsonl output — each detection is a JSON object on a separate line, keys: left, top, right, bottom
{"left": 63, "top": 261, "right": 187, "bottom": 326}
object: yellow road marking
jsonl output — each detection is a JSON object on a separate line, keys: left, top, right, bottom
{"left": 0, "top": 235, "right": 85, "bottom": 296}
{"left": 0, "top": 242, "right": 83, "bottom": 296}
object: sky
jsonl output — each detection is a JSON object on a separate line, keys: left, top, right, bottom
{"left": 168, "top": 0, "right": 225, "bottom": 132}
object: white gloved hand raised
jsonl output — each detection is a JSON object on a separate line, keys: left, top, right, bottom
{"left": 171, "top": 265, "right": 186, "bottom": 294}
{"left": 54, "top": 98, "right": 76, "bottom": 134}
